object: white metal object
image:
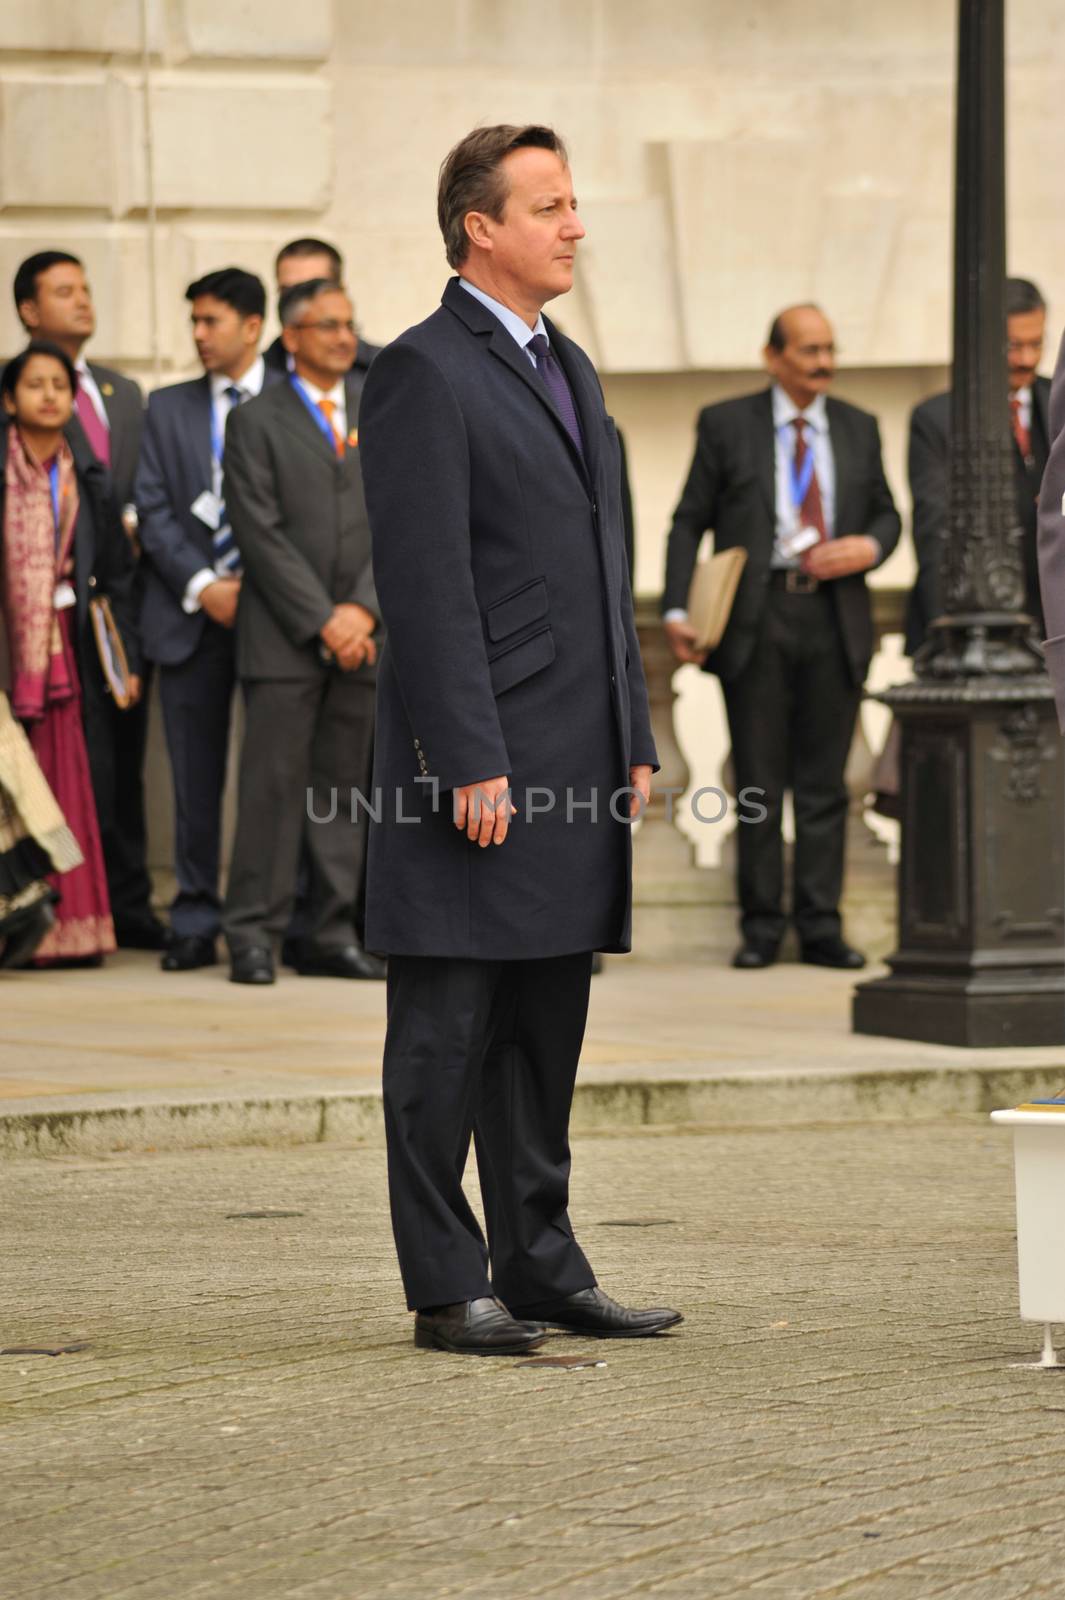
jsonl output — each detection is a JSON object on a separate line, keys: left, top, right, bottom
{"left": 992, "top": 1106, "right": 1065, "bottom": 1366}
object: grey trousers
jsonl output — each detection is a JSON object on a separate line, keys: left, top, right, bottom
{"left": 224, "top": 672, "right": 375, "bottom": 954}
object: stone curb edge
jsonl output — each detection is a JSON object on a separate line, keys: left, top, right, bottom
{"left": 4, "top": 1060, "right": 1065, "bottom": 1157}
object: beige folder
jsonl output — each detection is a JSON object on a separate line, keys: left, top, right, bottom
{"left": 687, "top": 547, "right": 748, "bottom": 652}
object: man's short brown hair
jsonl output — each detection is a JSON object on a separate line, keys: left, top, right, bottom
{"left": 437, "top": 124, "right": 568, "bottom": 271}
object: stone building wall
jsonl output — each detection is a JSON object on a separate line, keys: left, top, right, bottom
{"left": 1, "top": 0, "right": 1061, "bottom": 875}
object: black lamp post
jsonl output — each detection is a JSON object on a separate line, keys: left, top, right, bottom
{"left": 852, "top": 0, "right": 1064, "bottom": 1047}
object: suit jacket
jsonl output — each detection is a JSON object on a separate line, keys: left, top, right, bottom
{"left": 72, "top": 363, "right": 143, "bottom": 509}
{"left": 0, "top": 419, "right": 142, "bottom": 691}
{"left": 263, "top": 334, "right": 381, "bottom": 380}
{"left": 223, "top": 370, "right": 379, "bottom": 683}
{"left": 358, "top": 277, "right": 656, "bottom": 961}
{"left": 1038, "top": 330, "right": 1065, "bottom": 728}
{"left": 907, "top": 378, "right": 1050, "bottom": 654}
{"left": 135, "top": 366, "right": 283, "bottom": 667}
{"left": 661, "top": 389, "right": 901, "bottom": 686}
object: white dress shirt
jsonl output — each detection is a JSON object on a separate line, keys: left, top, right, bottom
{"left": 74, "top": 357, "right": 110, "bottom": 431}
{"left": 770, "top": 385, "right": 836, "bottom": 568}
{"left": 183, "top": 355, "right": 267, "bottom": 614}
{"left": 1013, "top": 384, "right": 1032, "bottom": 435}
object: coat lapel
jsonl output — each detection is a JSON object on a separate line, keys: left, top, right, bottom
{"left": 275, "top": 376, "right": 341, "bottom": 466}
{"left": 186, "top": 376, "right": 214, "bottom": 490}
{"left": 752, "top": 389, "right": 776, "bottom": 521}
{"left": 545, "top": 316, "right": 600, "bottom": 487}
{"left": 826, "top": 398, "right": 856, "bottom": 533}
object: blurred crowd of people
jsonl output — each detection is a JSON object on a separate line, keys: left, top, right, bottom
{"left": 0, "top": 236, "right": 1055, "bottom": 979}
{"left": 0, "top": 239, "right": 384, "bottom": 982}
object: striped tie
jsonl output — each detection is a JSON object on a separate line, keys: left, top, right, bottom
{"left": 212, "top": 384, "right": 244, "bottom": 575}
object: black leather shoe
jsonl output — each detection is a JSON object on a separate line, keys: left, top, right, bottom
{"left": 414, "top": 1297, "right": 546, "bottom": 1356}
{"left": 161, "top": 935, "right": 217, "bottom": 972}
{"left": 732, "top": 940, "right": 779, "bottom": 969}
{"left": 295, "top": 942, "right": 386, "bottom": 980}
{"left": 229, "top": 946, "right": 275, "bottom": 985}
{"left": 801, "top": 937, "right": 866, "bottom": 970}
{"left": 511, "top": 1286, "right": 683, "bottom": 1339}
{"left": 0, "top": 898, "right": 56, "bottom": 969}
{"left": 114, "top": 916, "right": 170, "bottom": 952}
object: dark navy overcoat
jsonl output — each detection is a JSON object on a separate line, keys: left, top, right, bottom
{"left": 358, "top": 278, "right": 656, "bottom": 959}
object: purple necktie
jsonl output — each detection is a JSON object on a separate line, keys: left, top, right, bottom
{"left": 75, "top": 384, "right": 111, "bottom": 467}
{"left": 528, "top": 333, "right": 584, "bottom": 458}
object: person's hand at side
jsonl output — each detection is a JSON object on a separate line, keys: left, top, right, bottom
{"left": 454, "top": 775, "right": 513, "bottom": 847}
{"left": 201, "top": 577, "right": 242, "bottom": 628}
{"left": 629, "top": 764, "right": 652, "bottom": 818}
{"left": 663, "top": 617, "right": 706, "bottom": 665}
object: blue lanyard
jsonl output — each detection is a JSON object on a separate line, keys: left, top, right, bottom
{"left": 781, "top": 423, "right": 817, "bottom": 511}
{"left": 289, "top": 375, "right": 341, "bottom": 450}
{"left": 48, "top": 459, "right": 61, "bottom": 537}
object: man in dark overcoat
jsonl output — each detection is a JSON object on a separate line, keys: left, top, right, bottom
{"left": 359, "top": 124, "right": 682, "bottom": 1355}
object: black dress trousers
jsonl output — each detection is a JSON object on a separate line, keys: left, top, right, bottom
{"left": 723, "top": 584, "right": 861, "bottom": 947}
{"left": 383, "top": 951, "right": 598, "bottom": 1311}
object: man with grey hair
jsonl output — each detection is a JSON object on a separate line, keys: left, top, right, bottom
{"left": 359, "top": 124, "right": 680, "bottom": 1355}
{"left": 221, "top": 278, "right": 381, "bottom": 985}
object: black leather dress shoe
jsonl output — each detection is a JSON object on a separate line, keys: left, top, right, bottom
{"left": 801, "top": 937, "right": 866, "bottom": 970}
{"left": 161, "top": 935, "right": 217, "bottom": 972}
{"left": 732, "top": 940, "right": 779, "bottom": 969}
{"left": 414, "top": 1297, "right": 546, "bottom": 1356}
{"left": 0, "top": 899, "right": 56, "bottom": 969}
{"left": 295, "top": 942, "right": 386, "bottom": 980}
{"left": 511, "top": 1286, "right": 683, "bottom": 1339}
{"left": 114, "top": 916, "right": 170, "bottom": 952}
{"left": 229, "top": 946, "right": 275, "bottom": 985}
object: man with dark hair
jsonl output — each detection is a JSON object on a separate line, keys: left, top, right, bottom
{"left": 10, "top": 249, "right": 163, "bottom": 949}
{"left": 360, "top": 123, "right": 678, "bottom": 1354}
{"left": 136, "top": 267, "right": 278, "bottom": 971}
{"left": 221, "top": 279, "right": 382, "bottom": 985}
{"left": 263, "top": 237, "right": 381, "bottom": 378}
{"left": 662, "top": 305, "right": 901, "bottom": 971}
{"left": 907, "top": 276, "right": 1051, "bottom": 652}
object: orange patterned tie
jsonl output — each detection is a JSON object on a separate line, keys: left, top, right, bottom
{"left": 317, "top": 397, "right": 345, "bottom": 458}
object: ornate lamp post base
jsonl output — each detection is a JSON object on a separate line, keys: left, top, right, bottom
{"left": 853, "top": 679, "right": 1064, "bottom": 1047}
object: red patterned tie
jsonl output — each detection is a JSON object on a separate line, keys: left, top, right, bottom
{"left": 1010, "top": 395, "right": 1032, "bottom": 462}
{"left": 75, "top": 385, "right": 111, "bottom": 468}
{"left": 793, "top": 418, "right": 826, "bottom": 540}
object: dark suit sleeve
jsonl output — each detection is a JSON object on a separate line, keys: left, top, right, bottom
{"left": 907, "top": 400, "right": 947, "bottom": 625}
{"left": 87, "top": 464, "right": 142, "bottom": 675}
{"left": 860, "top": 416, "right": 902, "bottom": 563}
{"left": 359, "top": 341, "right": 510, "bottom": 792}
{"left": 222, "top": 405, "right": 335, "bottom": 645}
{"left": 341, "top": 552, "right": 379, "bottom": 622}
{"left": 661, "top": 410, "right": 721, "bottom": 612}
{"left": 135, "top": 394, "right": 212, "bottom": 600}
{"left": 1038, "top": 334, "right": 1065, "bottom": 728}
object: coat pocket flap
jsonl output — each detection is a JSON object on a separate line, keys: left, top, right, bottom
{"left": 488, "top": 626, "right": 555, "bottom": 696}
{"left": 485, "top": 577, "right": 549, "bottom": 642}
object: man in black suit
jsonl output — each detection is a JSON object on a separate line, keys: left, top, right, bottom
{"left": 662, "top": 305, "right": 901, "bottom": 971}
{"left": 359, "top": 123, "right": 680, "bottom": 1356}
{"left": 262, "top": 238, "right": 382, "bottom": 380}
{"left": 908, "top": 277, "right": 1051, "bottom": 654}
{"left": 137, "top": 268, "right": 278, "bottom": 971}
{"left": 221, "top": 279, "right": 383, "bottom": 986}
{"left": 12, "top": 250, "right": 163, "bottom": 949}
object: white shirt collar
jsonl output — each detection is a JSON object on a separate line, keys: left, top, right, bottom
{"left": 293, "top": 374, "right": 344, "bottom": 407}
{"left": 210, "top": 354, "right": 265, "bottom": 402}
{"left": 772, "top": 384, "right": 829, "bottom": 433}
{"left": 458, "top": 277, "right": 547, "bottom": 352}
{"left": 1013, "top": 384, "right": 1032, "bottom": 408}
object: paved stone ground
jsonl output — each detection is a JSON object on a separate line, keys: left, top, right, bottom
{"left": 1, "top": 1123, "right": 1062, "bottom": 1600}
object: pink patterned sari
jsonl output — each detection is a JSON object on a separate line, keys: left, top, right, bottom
{"left": 2, "top": 425, "right": 114, "bottom": 962}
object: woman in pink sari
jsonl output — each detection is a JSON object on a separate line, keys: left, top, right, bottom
{"left": 1, "top": 341, "right": 142, "bottom": 965}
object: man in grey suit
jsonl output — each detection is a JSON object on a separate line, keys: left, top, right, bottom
{"left": 137, "top": 268, "right": 278, "bottom": 971}
{"left": 12, "top": 249, "right": 162, "bottom": 949}
{"left": 1038, "top": 325, "right": 1065, "bottom": 726}
{"left": 222, "top": 279, "right": 382, "bottom": 986}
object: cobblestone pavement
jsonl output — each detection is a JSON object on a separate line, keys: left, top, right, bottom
{"left": 1, "top": 1123, "right": 1063, "bottom": 1599}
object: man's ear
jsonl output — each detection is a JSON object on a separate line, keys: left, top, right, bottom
{"left": 281, "top": 323, "right": 298, "bottom": 355}
{"left": 17, "top": 300, "right": 39, "bottom": 332}
{"left": 464, "top": 211, "right": 493, "bottom": 256}
{"left": 245, "top": 314, "right": 264, "bottom": 347}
